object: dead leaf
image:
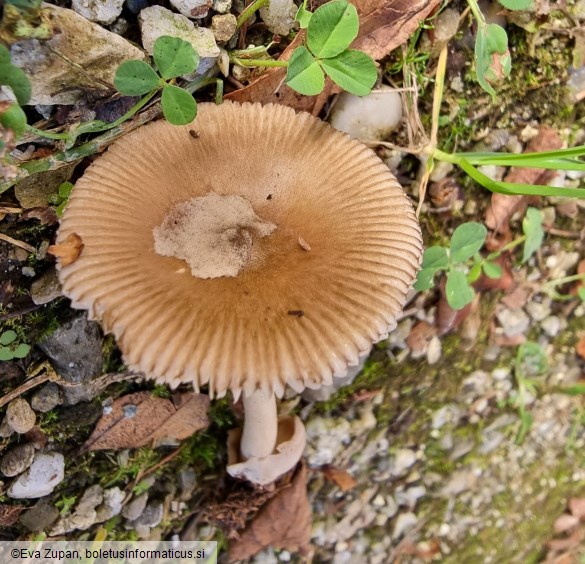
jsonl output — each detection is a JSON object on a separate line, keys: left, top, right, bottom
{"left": 406, "top": 321, "right": 437, "bottom": 356}
{"left": 0, "top": 504, "right": 25, "bottom": 526}
{"left": 352, "top": 0, "right": 441, "bottom": 61}
{"left": 436, "top": 279, "right": 475, "bottom": 336}
{"left": 576, "top": 338, "right": 585, "bottom": 361}
{"left": 228, "top": 464, "right": 312, "bottom": 562}
{"left": 321, "top": 465, "right": 357, "bottom": 492}
{"left": 485, "top": 127, "right": 562, "bottom": 234}
{"left": 226, "top": 2, "right": 440, "bottom": 113}
{"left": 47, "top": 233, "right": 84, "bottom": 266}
{"left": 569, "top": 498, "right": 585, "bottom": 520}
{"left": 500, "top": 284, "right": 531, "bottom": 310}
{"left": 554, "top": 513, "right": 581, "bottom": 534}
{"left": 473, "top": 256, "right": 515, "bottom": 293}
{"left": 21, "top": 206, "right": 58, "bottom": 226}
{"left": 82, "top": 391, "right": 210, "bottom": 451}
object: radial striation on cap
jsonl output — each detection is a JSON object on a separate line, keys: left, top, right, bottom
{"left": 57, "top": 102, "right": 423, "bottom": 398}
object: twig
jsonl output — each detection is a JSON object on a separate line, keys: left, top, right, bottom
{"left": 0, "top": 206, "right": 22, "bottom": 214}
{"left": 0, "top": 233, "right": 36, "bottom": 253}
{"left": 237, "top": 0, "right": 269, "bottom": 28}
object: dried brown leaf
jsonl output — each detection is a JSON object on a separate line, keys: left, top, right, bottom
{"left": 485, "top": 127, "right": 562, "bottom": 234}
{"left": 576, "top": 338, "right": 585, "bottom": 361}
{"left": 569, "top": 497, "right": 585, "bottom": 520}
{"left": 406, "top": 321, "right": 437, "bottom": 355}
{"left": 321, "top": 465, "right": 357, "bottom": 492}
{"left": 228, "top": 464, "right": 312, "bottom": 562}
{"left": 353, "top": 0, "right": 441, "bottom": 60}
{"left": 47, "top": 233, "right": 84, "bottom": 266}
{"left": 0, "top": 504, "right": 25, "bottom": 526}
{"left": 21, "top": 206, "right": 58, "bottom": 226}
{"left": 82, "top": 391, "right": 209, "bottom": 451}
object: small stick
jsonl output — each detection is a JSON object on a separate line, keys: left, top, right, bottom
{"left": 0, "top": 233, "right": 36, "bottom": 253}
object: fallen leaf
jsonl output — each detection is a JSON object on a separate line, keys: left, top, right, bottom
{"left": 485, "top": 127, "right": 562, "bottom": 234}
{"left": 321, "top": 466, "right": 357, "bottom": 492}
{"left": 473, "top": 256, "right": 515, "bottom": 293}
{"left": 353, "top": 0, "right": 442, "bottom": 61}
{"left": 500, "top": 284, "right": 531, "bottom": 310}
{"left": 554, "top": 513, "right": 580, "bottom": 534}
{"left": 21, "top": 206, "right": 58, "bottom": 226}
{"left": 0, "top": 504, "right": 25, "bottom": 526}
{"left": 576, "top": 337, "right": 585, "bottom": 361}
{"left": 228, "top": 464, "right": 312, "bottom": 562}
{"left": 226, "top": 2, "right": 440, "bottom": 113}
{"left": 436, "top": 279, "right": 475, "bottom": 336}
{"left": 569, "top": 497, "right": 585, "bottom": 520}
{"left": 406, "top": 321, "right": 437, "bottom": 356}
{"left": 47, "top": 233, "right": 84, "bottom": 266}
{"left": 82, "top": 391, "right": 210, "bottom": 451}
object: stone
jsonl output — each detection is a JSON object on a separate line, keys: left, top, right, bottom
{"left": 329, "top": 87, "right": 403, "bottom": 141}
{"left": 259, "top": 0, "right": 296, "bottom": 36}
{"left": 95, "top": 487, "right": 126, "bottom": 522}
{"left": 50, "top": 484, "right": 103, "bottom": 534}
{"left": 305, "top": 417, "right": 351, "bottom": 466}
{"left": 72, "top": 0, "right": 125, "bottom": 24}
{"left": 125, "top": 500, "right": 163, "bottom": 536}
{"left": 6, "top": 398, "right": 36, "bottom": 434}
{"left": 170, "top": 0, "right": 212, "bottom": 19}
{"left": 11, "top": 5, "right": 146, "bottom": 105}
{"left": 178, "top": 468, "right": 197, "bottom": 501}
{"left": 31, "top": 382, "right": 63, "bottom": 413}
{"left": 211, "top": 14, "right": 237, "bottom": 43}
{"left": 14, "top": 164, "right": 76, "bottom": 209}
{"left": 20, "top": 501, "right": 60, "bottom": 532}
{"left": 390, "top": 449, "right": 417, "bottom": 476}
{"left": 139, "top": 6, "right": 220, "bottom": 75}
{"left": 38, "top": 313, "right": 103, "bottom": 390}
{"left": 212, "top": 0, "right": 232, "bottom": 13}
{"left": 122, "top": 493, "right": 149, "bottom": 521}
{"left": 542, "top": 316, "right": 561, "bottom": 337}
{"left": 496, "top": 307, "right": 530, "bottom": 337}
{"left": 392, "top": 512, "right": 418, "bottom": 539}
{"left": 8, "top": 452, "right": 65, "bottom": 499}
{"left": 0, "top": 443, "right": 35, "bottom": 477}
{"left": 31, "top": 268, "right": 62, "bottom": 305}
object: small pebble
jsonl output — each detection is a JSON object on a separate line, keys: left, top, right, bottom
{"left": 8, "top": 452, "right": 65, "bottom": 499}
{"left": 0, "top": 443, "right": 35, "bottom": 477}
{"left": 211, "top": 14, "right": 237, "bottom": 42}
{"left": 6, "top": 398, "right": 36, "bottom": 434}
{"left": 392, "top": 512, "right": 418, "bottom": 539}
{"left": 31, "top": 382, "right": 62, "bottom": 413}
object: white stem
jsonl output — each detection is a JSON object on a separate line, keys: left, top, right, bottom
{"left": 240, "top": 389, "right": 277, "bottom": 460}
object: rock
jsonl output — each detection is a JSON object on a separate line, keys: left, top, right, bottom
{"left": 211, "top": 14, "right": 237, "bottom": 43}
{"left": 0, "top": 416, "right": 13, "bottom": 438}
{"left": 213, "top": 0, "right": 232, "bottom": 13}
{"left": 125, "top": 500, "right": 163, "bottom": 536}
{"left": 329, "top": 87, "right": 403, "bottom": 141}
{"left": 438, "top": 467, "right": 478, "bottom": 498}
{"left": 139, "top": 6, "right": 220, "bottom": 75}
{"left": 541, "top": 316, "right": 561, "bottom": 337}
{"left": 31, "top": 382, "right": 63, "bottom": 413}
{"left": 6, "top": 398, "right": 36, "bottom": 434}
{"left": 14, "top": 165, "right": 76, "bottom": 209}
{"left": 0, "top": 443, "right": 35, "bottom": 477}
{"left": 392, "top": 512, "right": 418, "bottom": 539}
{"left": 178, "top": 468, "right": 197, "bottom": 501}
{"left": 11, "top": 5, "right": 146, "bottom": 105}
{"left": 431, "top": 405, "right": 462, "bottom": 429}
{"left": 72, "top": 0, "right": 125, "bottom": 24}
{"left": 50, "top": 484, "right": 103, "bottom": 534}
{"left": 95, "top": 487, "right": 126, "bottom": 522}
{"left": 19, "top": 501, "right": 60, "bottom": 532}
{"left": 125, "top": 0, "right": 149, "bottom": 14}
{"left": 31, "top": 268, "right": 62, "bottom": 305}
{"left": 7, "top": 452, "right": 65, "bottom": 499}
{"left": 170, "top": 0, "right": 212, "bottom": 19}
{"left": 259, "top": 0, "right": 296, "bottom": 36}
{"left": 37, "top": 313, "right": 103, "bottom": 397}
{"left": 305, "top": 417, "right": 351, "bottom": 466}
{"left": 390, "top": 448, "right": 417, "bottom": 476}
{"left": 122, "top": 492, "right": 149, "bottom": 521}
{"left": 496, "top": 307, "right": 530, "bottom": 337}
{"left": 394, "top": 486, "right": 426, "bottom": 509}
{"left": 22, "top": 266, "right": 35, "bottom": 277}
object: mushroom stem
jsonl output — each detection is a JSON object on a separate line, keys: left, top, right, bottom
{"left": 240, "top": 389, "right": 277, "bottom": 460}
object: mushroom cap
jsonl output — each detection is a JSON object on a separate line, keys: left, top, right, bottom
{"left": 56, "top": 101, "right": 422, "bottom": 398}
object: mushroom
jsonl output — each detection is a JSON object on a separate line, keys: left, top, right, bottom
{"left": 55, "top": 102, "right": 423, "bottom": 486}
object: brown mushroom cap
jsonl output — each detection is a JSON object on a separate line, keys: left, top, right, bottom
{"left": 57, "top": 102, "right": 422, "bottom": 398}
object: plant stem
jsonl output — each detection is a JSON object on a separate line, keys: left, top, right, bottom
{"left": 230, "top": 56, "right": 288, "bottom": 68}
{"left": 485, "top": 235, "right": 526, "bottom": 261}
{"left": 466, "top": 0, "right": 486, "bottom": 26}
{"left": 237, "top": 0, "right": 269, "bottom": 29}
{"left": 25, "top": 126, "right": 70, "bottom": 140}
